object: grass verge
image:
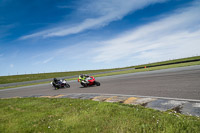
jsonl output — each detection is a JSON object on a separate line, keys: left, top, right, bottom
{"left": 0, "top": 98, "right": 199, "bottom": 133}
{"left": 94, "top": 61, "right": 200, "bottom": 78}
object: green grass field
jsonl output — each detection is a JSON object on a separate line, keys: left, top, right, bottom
{"left": 0, "top": 56, "right": 200, "bottom": 84}
{"left": 0, "top": 98, "right": 199, "bottom": 133}
{"left": 130, "top": 56, "right": 200, "bottom": 69}
{"left": 93, "top": 61, "right": 200, "bottom": 78}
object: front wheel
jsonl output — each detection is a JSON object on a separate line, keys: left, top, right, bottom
{"left": 65, "top": 84, "right": 70, "bottom": 88}
{"left": 95, "top": 81, "right": 100, "bottom": 86}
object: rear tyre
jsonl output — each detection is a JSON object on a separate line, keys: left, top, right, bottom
{"left": 53, "top": 83, "right": 59, "bottom": 90}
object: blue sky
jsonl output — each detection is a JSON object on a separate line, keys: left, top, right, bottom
{"left": 0, "top": 0, "right": 200, "bottom": 76}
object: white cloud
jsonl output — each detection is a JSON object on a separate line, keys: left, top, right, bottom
{"left": 43, "top": 57, "right": 54, "bottom": 64}
{"left": 34, "top": 1, "right": 200, "bottom": 68}
{"left": 0, "top": 24, "right": 16, "bottom": 39}
{"left": 10, "top": 64, "right": 14, "bottom": 68}
{"left": 0, "top": 54, "right": 4, "bottom": 61}
{"left": 20, "top": 0, "right": 168, "bottom": 39}
{"left": 33, "top": 57, "right": 54, "bottom": 65}
{"left": 92, "top": 1, "right": 200, "bottom": 63}
{"left": 26, "top": 0, "right": 200, "bottom": 70}
{"left": 57, "top": 5, "right": 75, "bottom": 9}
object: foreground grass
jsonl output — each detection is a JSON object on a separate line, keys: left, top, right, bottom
{"left": 1, "top": 56, "right": 200, "bottom": 84}
{"left": 0, "top": 98, "right": 199, "bottom": 133}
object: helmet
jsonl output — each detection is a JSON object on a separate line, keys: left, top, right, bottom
{"left": 85, "top": 74, "right": 89, "bottom": 77}
{"left": 54, "top": 78, "right": 57, "bottom": 82}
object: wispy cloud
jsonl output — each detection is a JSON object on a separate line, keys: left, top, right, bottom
{"left": 57, "top": 5, "right": 75, "bottom": 9}
{"left": 30, "top": 1, "right": 200, "bottom": 69}
{"left": 43, "top": 57, "right": 54, "bottom": 64}
{"left": 0, "top": 24, "right": 17, "bottom": 38}
{"left": 10, "top": 64, "right": 14, "bottom": 68}
{"left": 20, "top": 0, "right": 168, "bottom": 40}
{"left": 33, "top": 57, "right": 54, "bottom": 65}
{"left": 0, "top": 54, "right": 3, "bottom": 61}
{"left": 92, "top": 1, "right": 200, "bottom": 63}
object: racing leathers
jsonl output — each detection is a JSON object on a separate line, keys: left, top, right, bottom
{"left": 79, "top": 74, "right": 89, "bottom": 84}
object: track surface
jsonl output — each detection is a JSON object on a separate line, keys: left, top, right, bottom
{"left": 1, "top": 65, "right": 200, "bottom": 100}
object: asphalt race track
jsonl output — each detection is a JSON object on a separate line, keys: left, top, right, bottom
{"left": 0, "top": 65, "right": 200, "bottom": 100}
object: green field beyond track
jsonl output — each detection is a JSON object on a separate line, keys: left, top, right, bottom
{"left": 0, "top": 98, "right": 199, "bottom": 133}
{"left": 0, "top": 56, "right": 200, "bottom": 84}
